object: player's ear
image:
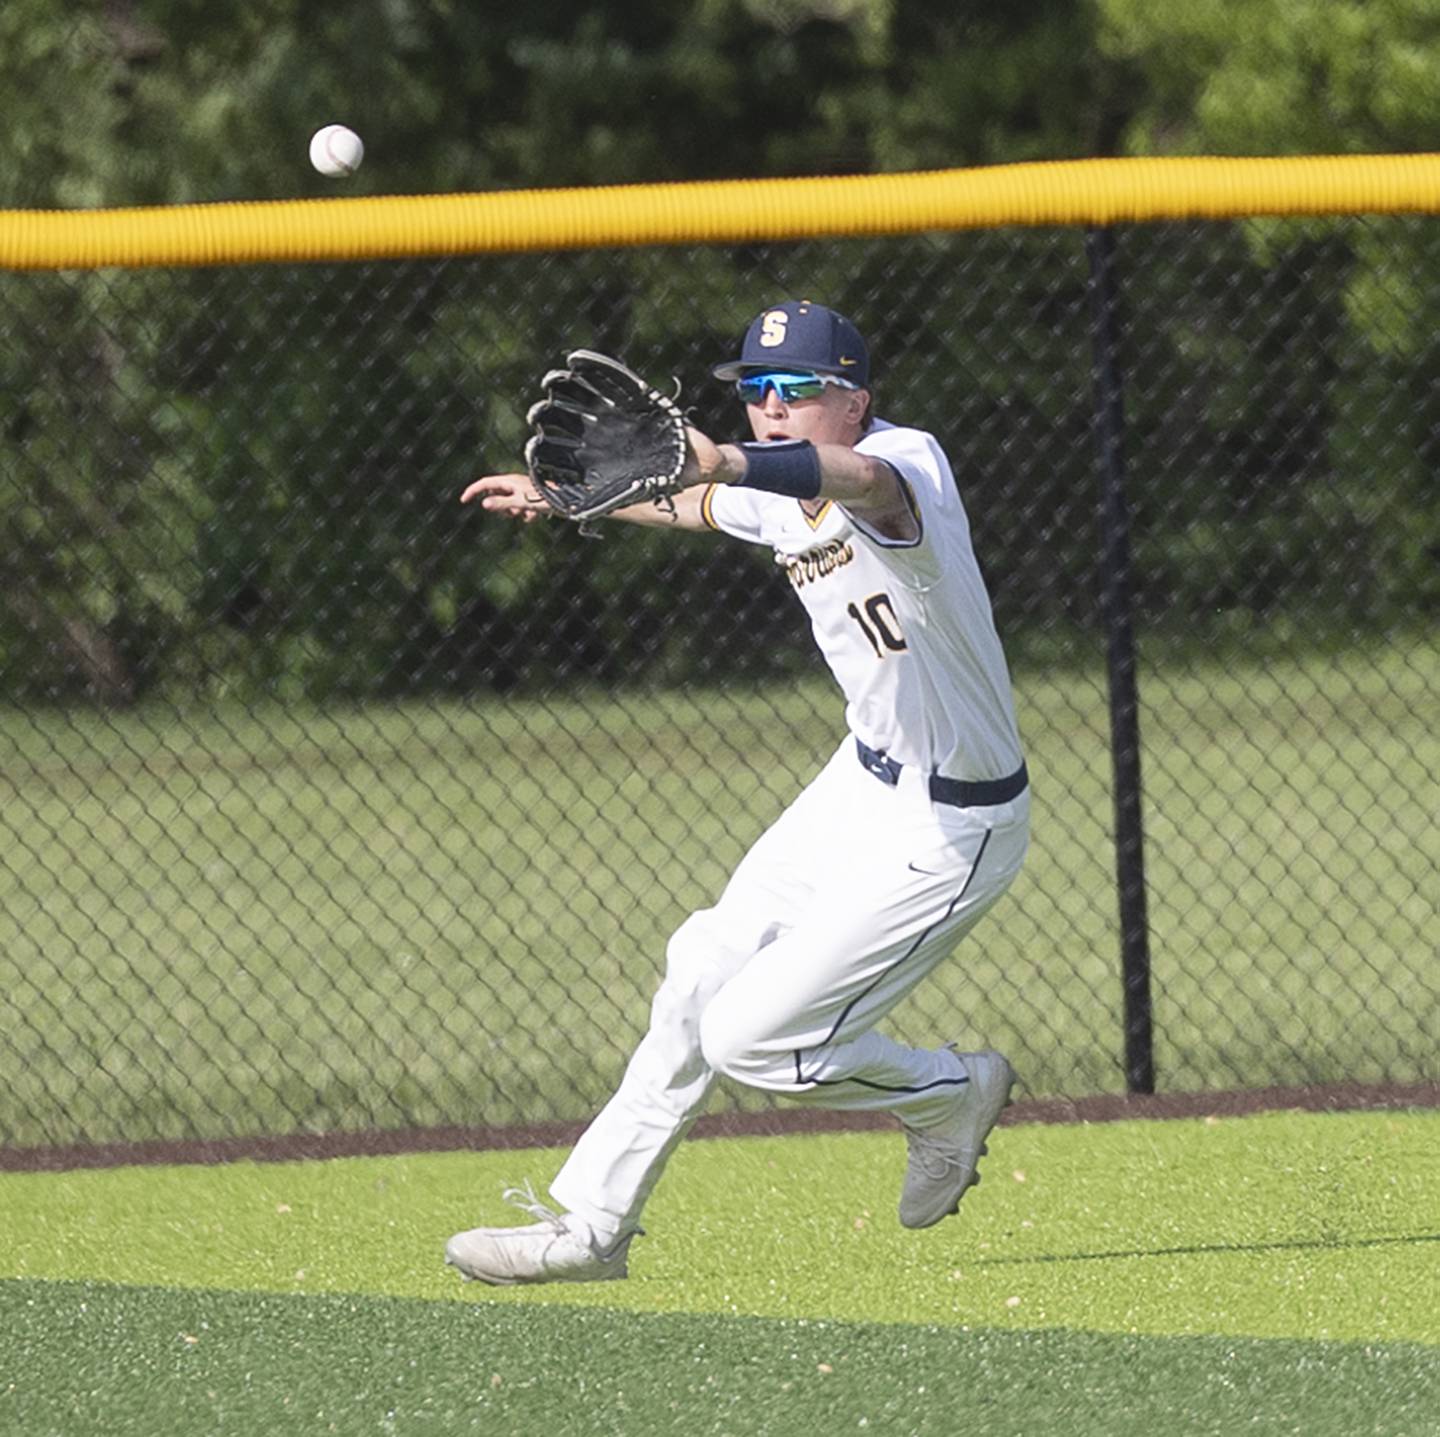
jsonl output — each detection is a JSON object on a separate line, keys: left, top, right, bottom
{"left": 846, "top": 388, "right": 870, "bottom": 425}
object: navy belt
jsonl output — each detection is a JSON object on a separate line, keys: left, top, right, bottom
{"left": 856, "top": 738, "right": 1028, "bottom": 808}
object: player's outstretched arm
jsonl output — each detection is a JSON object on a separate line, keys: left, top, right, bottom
{"left": 685, "top": 428, "right": 916, "bottom": 539}
{"left": 460, "top": 473, "right": 712, "bottom": 531}
{"left": 608, "top": 483, "right": 711, "bottom": 529}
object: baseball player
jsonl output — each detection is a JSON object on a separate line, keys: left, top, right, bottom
{"left": 449, "top": 300, "right": 1030, "bottom": 1284}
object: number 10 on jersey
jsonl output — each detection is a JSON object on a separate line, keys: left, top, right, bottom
{"left": 847, "top": 591, "right": 908, "bottom": 657}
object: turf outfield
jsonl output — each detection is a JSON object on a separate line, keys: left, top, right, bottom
{"left": 6, "top": 1282, "right": 1437, "bottom": 1437}
{"left": 2, "top": 1108, "right": 1436, "bottom": 1435}
{"left": 2, "top": 640, "right": 1436, "bottom": 1148}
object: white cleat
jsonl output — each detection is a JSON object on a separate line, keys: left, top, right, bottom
{"left": 444, "top": 1183, "right": 635, "bottom": 1286}
{"left": 898, "top": 1048, "right": 1016, "bottom": 1230}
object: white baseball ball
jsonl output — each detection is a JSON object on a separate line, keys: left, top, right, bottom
{"left": 309, "top": 124, "right": 364, "bottom": 177}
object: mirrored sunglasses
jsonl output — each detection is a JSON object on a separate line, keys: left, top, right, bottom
{"left": 734, "top": 371, "right": 857, "bottom": 404}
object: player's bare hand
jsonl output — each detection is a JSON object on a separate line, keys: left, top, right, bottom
{"left": 460, "top": 473, "right": 552, "bottom": 523}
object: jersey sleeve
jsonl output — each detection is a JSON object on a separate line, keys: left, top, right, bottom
{"left": 845, "top": 424, "right": 961, "bottom": 586}
{"left": 700, "top": 482, "right": 775, "bottom": 546}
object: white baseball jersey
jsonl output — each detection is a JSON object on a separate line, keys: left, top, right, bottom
{"left": 700, "top": 419, "right": 1023, "bottom": 783}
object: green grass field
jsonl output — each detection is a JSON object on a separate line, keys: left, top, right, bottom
{"left": 2, "top": 1108, "right": 1437, "bottom": 1435}
{"left": 1, "top": 639, "right": 1436, "bottom": 1148}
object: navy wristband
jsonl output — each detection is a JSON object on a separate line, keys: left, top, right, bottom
{"left": 735, "top": 440, "right": 822, "bottom": 500}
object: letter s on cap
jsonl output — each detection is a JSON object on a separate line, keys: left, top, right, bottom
{"left": 759, "top": 310, "right": 789, "bottom": 347}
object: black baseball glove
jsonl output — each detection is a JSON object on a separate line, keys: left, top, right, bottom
{"left": 525, "top": 350, "right": 690, "bottom": 530}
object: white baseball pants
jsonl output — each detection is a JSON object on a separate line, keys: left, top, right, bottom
{"left": 549, "top": 738, "right": 1030, "bottom": 1238}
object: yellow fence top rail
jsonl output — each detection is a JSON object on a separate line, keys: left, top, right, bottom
{"left": 4, "top": 154, "right": 1440, "bottom": 271}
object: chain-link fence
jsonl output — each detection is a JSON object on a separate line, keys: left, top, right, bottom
{"left": 2, "top": 220, "right": 1436, "bottom": 1152}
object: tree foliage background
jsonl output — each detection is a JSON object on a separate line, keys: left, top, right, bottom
{"left": 2, "top": 0, "right": 1438, "bottom": 703}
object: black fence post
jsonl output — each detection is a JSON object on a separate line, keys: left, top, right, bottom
{"left": 1084, "top": 227, "right": 1156, "bottom": 1095}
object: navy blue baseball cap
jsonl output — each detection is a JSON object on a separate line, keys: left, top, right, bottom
{"left": 712, "top": 300, "right": 870, "bottom": 387}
